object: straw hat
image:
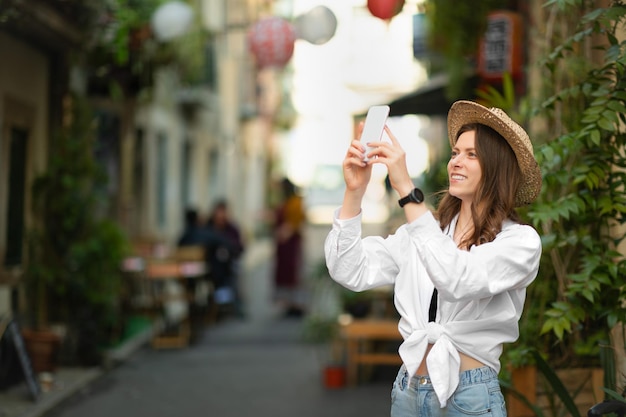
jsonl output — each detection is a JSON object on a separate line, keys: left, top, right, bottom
{"left": 447, "top": 100, "right": 542, "bottom": 206}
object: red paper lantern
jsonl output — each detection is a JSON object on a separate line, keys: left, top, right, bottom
{"left": 367, "top": 0, "right": 405, "bottom": 21}
{"left": 247, "top": 17, "right": 296, "bottom": 69}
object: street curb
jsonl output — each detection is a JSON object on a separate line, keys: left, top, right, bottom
{"left": 17, "top": 368, "right": 103, "bottom": 417}
{"left": 1, "top": 319, "right": 160, "bottom": 417}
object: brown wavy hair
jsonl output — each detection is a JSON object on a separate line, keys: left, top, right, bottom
{"left": 436, "top": 123, "right": 522, "bottom": 249}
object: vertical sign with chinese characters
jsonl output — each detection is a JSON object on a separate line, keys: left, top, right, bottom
{"left": 478, "top": 11, "right": 523, "bottom": 82}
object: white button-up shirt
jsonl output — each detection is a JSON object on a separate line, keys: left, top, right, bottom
{"left": 324, "top": 208, "right": 541, "bottom": 407}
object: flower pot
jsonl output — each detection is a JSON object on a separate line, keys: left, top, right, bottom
{"left": 21, "top": 329, "right": 62, "bottom": 374}
{"left": 507, "top": 365, "right": 537, "bottom": 417}
{"left": 323, "top": 365, "right": 346, "bottom": 389}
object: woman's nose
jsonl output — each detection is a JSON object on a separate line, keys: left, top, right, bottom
{"left": 451, "top": 154, "right": 463, "bottom": 165}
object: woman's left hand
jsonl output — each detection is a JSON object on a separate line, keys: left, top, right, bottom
{"left": 368, "top": 126, "right": 415, "bottom": 197}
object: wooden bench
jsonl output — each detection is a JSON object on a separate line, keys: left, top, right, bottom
{"left": 341, "top": 319, "right": 403, "bottom": 386}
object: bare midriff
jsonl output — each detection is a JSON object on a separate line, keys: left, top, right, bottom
{"left": 415, "top": 344, "right": 486, "bottom": 375}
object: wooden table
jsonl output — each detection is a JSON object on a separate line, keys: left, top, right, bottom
{"left": 341, "top": 319, "right": 403, "bottom": 386}
{"left": 122, "top": 246, "right": 209, "bottom": 349}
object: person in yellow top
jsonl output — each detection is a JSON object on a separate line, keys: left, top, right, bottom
{"left": 273, "top": 177, "right": 306, "bottom": 317}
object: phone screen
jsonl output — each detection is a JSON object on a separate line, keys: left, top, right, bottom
{"left": 360, "top": 105, "right": 390, "bottom": 161}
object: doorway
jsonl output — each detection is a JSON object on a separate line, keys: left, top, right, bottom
{"left": 1, "top": 97, "right": 34, "bottom": 268}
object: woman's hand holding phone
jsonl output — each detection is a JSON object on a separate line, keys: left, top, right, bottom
{"left": 339, "top": 123, "right": 373, "bottom": 219}
{"left": 360, "top": 105, "right": 390, "bottom": 161}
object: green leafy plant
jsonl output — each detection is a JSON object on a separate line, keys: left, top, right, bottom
{"left": 26, "top": 95, "right": 130, "bottom": 365}
{"left": 302, "top": 259, "right": 344, "bottom": 366}
{"left": 526, "top": 2, "right": 626, "bottom": 372}
{"left": 86, "top": 0, "right": 210, "bottom": 98}
{"left": 474, "top": 72, "right": 516, "bottom": 112}
{"left": 303, "top": 259, "right": 342, "bottom": 342}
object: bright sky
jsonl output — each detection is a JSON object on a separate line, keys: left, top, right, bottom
{"left": 278, "top": 0, "right": 430, "bottom": 222}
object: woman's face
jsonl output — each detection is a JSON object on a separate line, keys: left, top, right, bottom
{"left": 448, "top": 130, "right": 482, "bottom": 203}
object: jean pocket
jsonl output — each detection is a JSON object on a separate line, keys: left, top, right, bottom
{"left": 450, "top": 383, "right": 492, "bottom": 416}
{"left": 391, "top": 368, "right": 409, "bottom": 403}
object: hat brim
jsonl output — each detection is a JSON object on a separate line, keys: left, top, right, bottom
{"left": 447, "top": 100, "right": 542, "bottom": 206}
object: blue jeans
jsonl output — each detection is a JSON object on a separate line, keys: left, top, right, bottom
{"left": 390, "top": 365, "right": 507, "bottom": 417}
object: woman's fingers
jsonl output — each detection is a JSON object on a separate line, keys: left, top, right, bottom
{"left": 363, "top": 125, "right": 397, "bottom": 160}
{"left": 384, "top": 126, "right": 399, "bottom": 144}
{"left": 343, "top": 139, "right": 372, "bottom": 184}
{"left": 364, "top": 126, "right": 412, "bottom": 193}
{"left": 345, "top": 139, "right": 368, "bottom": 165}
{"left": 366, "top": 141, "right": 399, "bottom": 162}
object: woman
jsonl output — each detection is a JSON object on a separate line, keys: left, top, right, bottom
{"left": 324, "top": 100, "right": 542, "bottom": 416}
{"left": 273, "top": 177, "right": 307, "bottom": 317}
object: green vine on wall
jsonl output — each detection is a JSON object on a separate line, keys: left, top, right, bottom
{"left": 27, "top": 96, "right": 130, "bottom": 365}
{"left": 527, "top": 2, "right": 626, "bottom": 371}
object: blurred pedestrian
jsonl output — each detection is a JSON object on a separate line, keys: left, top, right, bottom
{"left": 325, "top": 100, "right": 542, "bottom": 415}
{"left": 206, "top": 199, "right": 245, "bottom": 317}
{"left": 178, "top": 208, "right": 211, "bottom": 247}
{"left": 178, "top": 207, "right": 236, "bottom": 311}
{"left": 273, "top": 177, "right": 307, "bottom": 318}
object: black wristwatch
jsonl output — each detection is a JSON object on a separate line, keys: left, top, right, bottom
{"left": 398, "top": 188, "right": 424, "bottom": 207}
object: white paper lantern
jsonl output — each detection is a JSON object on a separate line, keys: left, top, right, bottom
{"left": 294, "top": 5, "right": 337, "bottom": 45}
{"left": 151, "top": 1, "right": 194, "bottom": 41}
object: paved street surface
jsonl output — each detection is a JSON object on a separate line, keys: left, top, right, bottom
{"left": 39, "top": 223, "right": 395, "bottom": 417}
{"left": 43, "top": 319, "right": 392, "bottom": 417}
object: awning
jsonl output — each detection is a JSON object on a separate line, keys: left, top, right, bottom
{"left": 388, "top": 72, "right": 480, "bottom": 117}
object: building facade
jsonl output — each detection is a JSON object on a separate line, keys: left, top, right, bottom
{"left": 0, "top": 0, "right": 282, "bottom": 318}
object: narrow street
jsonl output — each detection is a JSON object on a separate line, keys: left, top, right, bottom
{"left": 42, "top": 223, "right": 395, "bottom": 417}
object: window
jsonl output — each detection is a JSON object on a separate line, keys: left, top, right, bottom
{"left": 156, "top": 132, "right": 168, "bottom": 228}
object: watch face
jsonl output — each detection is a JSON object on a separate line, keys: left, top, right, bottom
{"left": 399, "top": 188, "right": 424, "bottom": 207}
{"left": 412, "top": 188, "right": 424, "bottom": 203}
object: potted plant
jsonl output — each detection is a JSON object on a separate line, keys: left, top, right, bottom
{"left": 302, "top": 259, "right": 346, "bottom": 388}
{"left": 23, "top": 94, "right": 129, "bottom": 368}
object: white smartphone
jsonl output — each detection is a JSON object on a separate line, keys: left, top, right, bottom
{"left": 360, "top": 105, "right": 390, "bottom": 161}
